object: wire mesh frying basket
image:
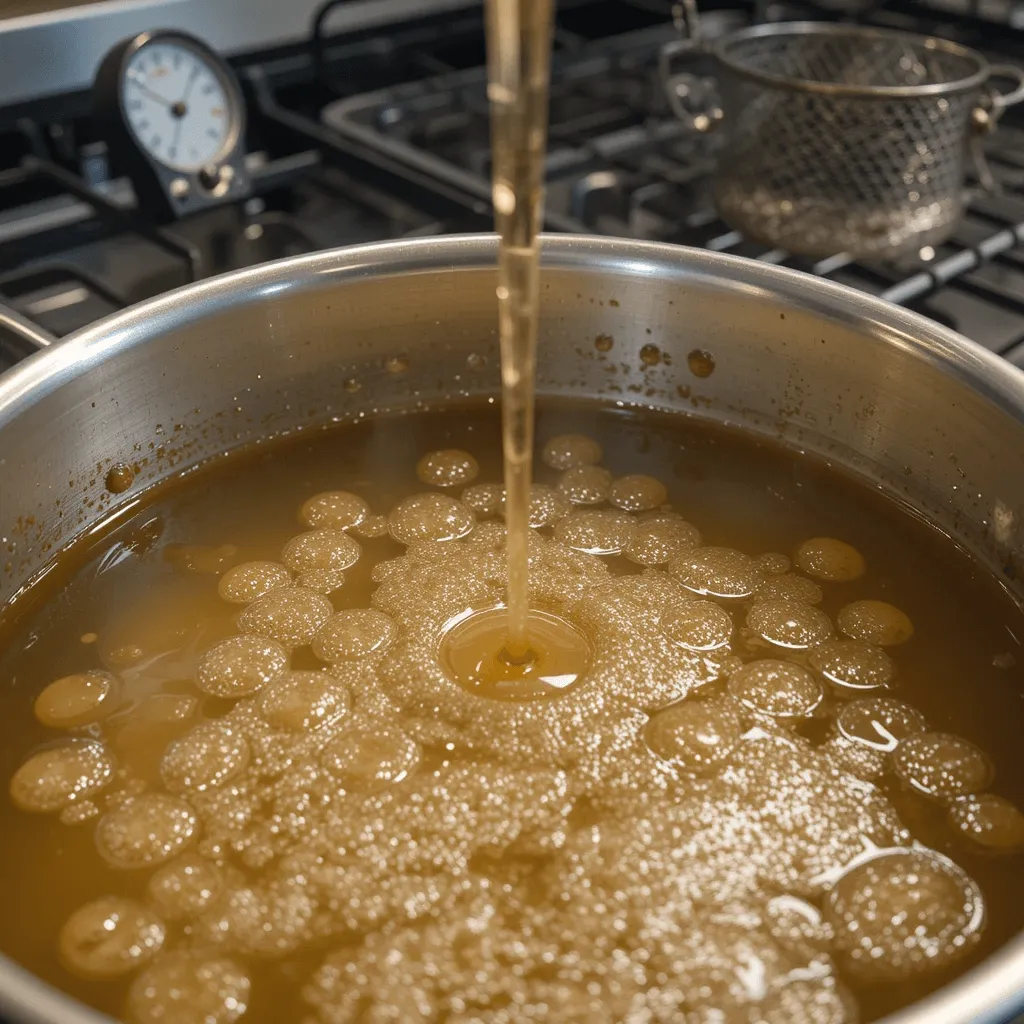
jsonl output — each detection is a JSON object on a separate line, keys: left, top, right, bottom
{"left": 663, "top": 21, "right": 1024, "bottom": 259}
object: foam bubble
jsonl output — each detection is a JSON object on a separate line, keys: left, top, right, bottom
{"left": 753, "top": 574, "right": 823, "bottom": 605}
{"left": 161, "top": 722, "right": 250, "bottom": 794}
{"left": 644, "top": 698, "right": 744, "bottom": 772}
{"left": 321, "top": 723, "right": 421, "bottom": 791}
{"left": 389, "top": 493, "right": 475, "bottom": 544}
{"left": 10, "top": 739, "right": 115, "bottom": 813}
{"left": 198, "top": 635, "right": 289, "bottom": 698}
{"left": 625, "top": 516, "right": 701, "bottom": 566}
{"left": 96, "top": 793, "right": 197, "bottom": 869}
{"left": 299, "top": 491, "right": 369, "bottom": 531}
{"left": 416, "top": 449, "right": 480, "bottom": 487}
{"left": 195, "top": 883, "right": 318, "bottom": 957}
{"left": 837, "top": 599, "right": 913, "bottom": 647}
{"left": 836, "top": 697, "right": 926, "bottom": 752}
{"left": 756, "top": 980, "right": 856, "bottom": 1024}
{"left": 747, "top": 599, "right": 832, "bottom": 649}
{"left": 728, "top": 660, "right": 823, "bottom": 718}
{"left": 281, "top": 529, "right": 361, "bottom": 574}
{"left": 34, "top": 670, "right": 119, "bottom": 728}
{"left": 352, "top": 514, "right": 388, "bottom": 539}
{"left": 312, "top": 609, "right": 397, "bottom": 662}
{"left": 662, "top": 600, "right": 733, "bottom": 651}
{"left": 557, "top": 465, "right": 612, "bottom": 505}
{"left": 148, "top": 855, "right": 225, "bottom": 920}
{"left": 891, "top": 731, "right": 994, "bottom": 800}
{"left": 553, "top": 509, "right": 636, "bottom": 555}
{"left": 59, "top": 897, "right": 165, "bottom": 978}
{"left": 820, "top": 735, "right": 888, "bottom": 782}
{"left": 296, "top": 567, "right": 347, "bottom": 594}
{"left": 217, "top": 561, "right": 292, "bottom": 605}
{"left": 757, "top": 552, "right": 792, "bottom": 575}
{"left": 824, "top": 849, "right": 984, "bottom": 980}
{"left": 670, "top": 547, "right": 765, "bottom": 599}
{"left": 948, "top": 794, "right": 1024, "bottom": 851}
{"left": 526, "top": 483, "right": 572, "bottom": 527}
{"left": 461, "top": 483, "right": 505, "bottom": 517}
{"left": 258, "top": 671, "right": 349, "bottom": 732}
{"left": 542, "top": 433, "right": 603, "bottom": 470}
{"left": 238, "top": 586, "right": 334, "bottom": 648}
{"left": 608, "top": 474, "right": 668, "bottom": 512}
{"left": 795, "top": 538, "right": 865, "bottom": 582}
{"left": 126, "top": 952, "right": 249, "bottom": 1024}
{"left": 809, "top": 639, "right": 894, "bottom": 691}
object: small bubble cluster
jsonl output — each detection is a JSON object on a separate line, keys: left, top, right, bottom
{"left": 891, "top": 731, "right": 994, "bottom": 800}
{"left": 198, "top": 635, "right": 288, "bottom": 698}
{"left": 553, "top": 509, "right": 636, "bottom": 555}
{"left": 624, "top": 513, "right": 700, "bottom": 566}
{"left": 416, "top": 448, "right": 480, "bottom": 487}
{"left": 747, "top": 598, "right": 832, "bottom": 649}
{"left": 299, "top": 491, "right": 369, "bottom": 531}
{"left": 127, "top": 953, "right": 249, "bottom": 1024}
{"left": 608, "top": 473, "right": 667, "bottom": 512}
{"left": 542, "top": 433, "right": 602, "bottom": 470}
{"left": 836, "top": 696, "right": 926, "bottom": 751}
{"left": 258, "top": 671, "right": 349, "bottom": 732}
{"left": 795, "top": 537, "right": 865, "bottom": 581}
{"left": 825, "top": 850, "right": 984, "bottom": 980}
{"left": 10, "top": 739, "right": 115, "bottom": 813}
{"left": 810, "top": 639, "right": 894, "bottom": 691}
{"left": 557, "top": 464, "right": 612, "bottom": 505}
{"left": 312, "top": 610, "right": 397, "bottom": 663}
{"left": 281, "top": 529, "right": 360, "bottom": 575}
{"left": 388, "top": 493, "right": 475, "bottom": 544}
{"left": 838, "top": 599, "right": 914, "bottom": 646}
{"left": 663, "top": 599, "right": 733, "bottom": 651}
{"left": 238, "top": 586, "right": 334, "bottom": 648}
{"left": 948, "top": 794, "right": 1024, "bottom": 851}
{"left": 59, "top": 897, "right": 165, "bottom": 978}
{"left": 728, "top": 659, "right": 824, "bottom": 718}
{"left": 96, "top": 793, "right": 197, "bottom": 869}
{"left": 670, "top": 546, "right": 765, "bottom": 598}
{"left": 644, "top": 697, "right": 744, "bottom": 771}
{"left": 217, "top": 561, "right": 292, "bottom": 604}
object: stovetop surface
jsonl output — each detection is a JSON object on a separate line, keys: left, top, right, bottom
{"left": 4, "top": 0, "right": 1024, "bottom": 372}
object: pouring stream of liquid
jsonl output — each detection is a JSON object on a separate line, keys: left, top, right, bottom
{"left": 485, "top": 0, "right": 555, "bottom": 660}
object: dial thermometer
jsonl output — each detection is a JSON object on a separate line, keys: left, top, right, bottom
{"left": 94, "top": 30, "right": 250, "bottom": 219}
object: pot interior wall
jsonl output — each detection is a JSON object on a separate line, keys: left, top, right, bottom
{"left": 1, "top": 238, "right": 1023, "bottom": 613}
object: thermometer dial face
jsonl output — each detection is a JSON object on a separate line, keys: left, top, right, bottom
{"left": 122, "top": 39, "right": 237, "bottom": 173}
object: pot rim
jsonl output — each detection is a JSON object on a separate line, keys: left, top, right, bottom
{"left": 1, "top": 233, "right": 1024, "bottom": 1024}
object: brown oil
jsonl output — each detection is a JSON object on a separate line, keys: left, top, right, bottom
{"left": 2, "top": 400, "right": 1024, "bottom": 1024}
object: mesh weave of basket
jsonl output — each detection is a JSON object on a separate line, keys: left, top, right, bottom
{"left": 712, "top": 25, "right": 986, "bottom": 258}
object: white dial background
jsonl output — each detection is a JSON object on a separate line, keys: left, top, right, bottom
{"left": 122, "top": 41, "right": 235, "bottom": 172}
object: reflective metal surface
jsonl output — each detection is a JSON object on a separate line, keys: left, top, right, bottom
{"left": 1, "top": 234, "right": 1023, "bottom": 1023}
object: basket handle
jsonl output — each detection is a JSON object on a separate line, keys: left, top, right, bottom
{"left": 987, "top": 64, "right": 1024, "bottom": 111}
{"left": 658, "top": 0, "right": 724, "bottom": 133}
{"left": 970, "top": 64, "right": 1024, "bottom": 193}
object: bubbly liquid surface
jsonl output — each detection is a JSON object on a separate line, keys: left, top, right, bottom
{"left": 2, "top": 401, "right": 1024, "bottom": 1024}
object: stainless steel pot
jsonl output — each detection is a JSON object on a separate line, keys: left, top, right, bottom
{"left": 1, "top": 234, "right": 1024, "bottom": 1024}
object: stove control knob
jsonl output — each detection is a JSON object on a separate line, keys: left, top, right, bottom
{"left": 198, "top": 164, "right": 231, "bottom": 195}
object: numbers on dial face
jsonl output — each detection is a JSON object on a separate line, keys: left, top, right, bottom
{"left": 122, "top": 41, "right": 233, "bottom": 172}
